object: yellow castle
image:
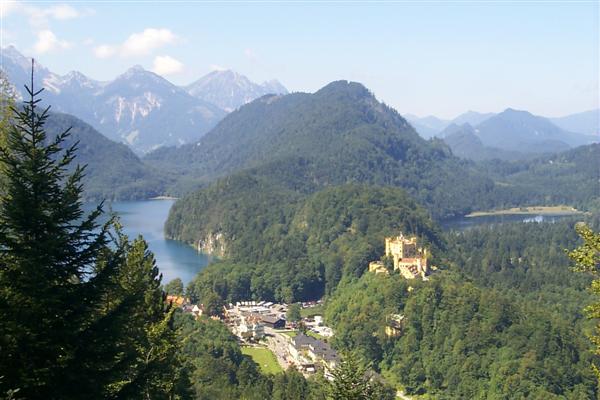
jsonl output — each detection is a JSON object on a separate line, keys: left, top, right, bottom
{"left": 369, "top": 233, "right": 429, "bottom": 280}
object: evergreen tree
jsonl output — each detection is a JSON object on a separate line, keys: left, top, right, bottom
{"left": 286, "top": 303, "right": 302, "bottom": 323}
{"left": 271, "top": 368, "right": 310, "bottom": 400}
{"left": 569, "top": 223, "right": 600, "bottom": 383}
{"left": 327, "top": 353, "right": 394, "bottom": 400}
{"left": 165, "top": 277, "right": 184, "bottom": 296}
{"left": 110, "top": 233, "right": 188, "bottom": 399}
{"left": 0, "top": 60, "right": 115, "bottom": 399}
{"left": 0, "top": 71, "right": 16, "bottom": 193}
{"left": 0, "top": 63, "right": 184, "bottom": 399}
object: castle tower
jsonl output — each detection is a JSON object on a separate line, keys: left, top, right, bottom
{"left": 382, "top": 233, "right": 428, "bottom": 279}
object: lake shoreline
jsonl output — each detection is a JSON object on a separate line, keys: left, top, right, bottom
{"left": 466, "top": 206, "right": 583, "bottom": 218}
{"left": 149, "top": 195, "right": 180, "bottom": 201}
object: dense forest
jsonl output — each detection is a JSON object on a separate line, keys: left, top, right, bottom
{"left": 150, "top": 81, "right": 599, "bottom": 221}
{"left": 324, "top": 218, "right": 599, "bottom": 398}
{"left": 170, "top": 181, "right": 442, "bottom": 302}
{"left": 170, "top": 166, "right": 600, "bottom": 397}
{"left": 149, "top": 81, "right": 500, "bottom": 219}
{"left": 477, "top": 144, "right": 600, "bottom": 212}
{"left": 44, "top": 112, "right": 170, "bottom": 201}
{"left": 326, "top": 272, "right": 596, "bottom": 399}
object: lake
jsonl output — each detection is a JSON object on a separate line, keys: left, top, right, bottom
{"left": 441, "top": 213, "right": 579, "bottom": 231}
{"left": 87, "top": 200, "right": 211, "bottom": 285}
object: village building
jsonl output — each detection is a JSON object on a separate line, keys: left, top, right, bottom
{"left": 288, "top": 334, "right": 339, "bottom": 378}
{"left": 261, "top": 315, "right": 286, "bottom": 329}
{"left": 191, "top": 304, "right": 203, "bottom": 319}
{"left": 385, "top": 314, "right": 405, "bottom": 337}
{"left": 236, "top": 312, "right": 265, "bottom": 341}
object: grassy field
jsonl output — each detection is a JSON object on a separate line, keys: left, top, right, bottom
{"left": 241, "top": 346, "right": 283, "bottom": 375}
{"left": 466, "top": 205, "right": 583, "bottom": 218}
{"left": 306, "top": 330, "right": 327, "bottom": 341}
{"left": 281, "top": 330, "right": 298, "bottom": 338}
{"left": 300, "top": 305, "right": 324, "bottom": 318}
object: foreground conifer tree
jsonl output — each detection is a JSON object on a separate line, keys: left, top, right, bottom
{"left": 0, "top": 64, "right": 184, "bottom": 399}
{"left": 327, "top": 353, "right": 395, "bottom": 400}
{"left": 569, "top": 223, "right": 600, "bottom": 384}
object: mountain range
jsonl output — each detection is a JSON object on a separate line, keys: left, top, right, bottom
{"left": 440, "top": 123, "right": 523, "bottom": 161}
{"left": 186, "top": 69, "right": 287, "bottom": 112}
{"left": 405, "top": 111, "right": 496, "bottom": 139}
{"left": 440, "top": 108, "right": 597, "bottom": 160}
{"left": 407, "top": 109, "right": 598, "bottom": 156}
{"left": 147, "top": 80, "right": 498, "bottom": 219}
{"left": 0, "top": 46, "right": 287, "bottom": 154}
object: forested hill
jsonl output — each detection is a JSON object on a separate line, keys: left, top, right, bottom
{"left": 478, "top": 143, "right": 600, "bottom": 211}
{"left": 45, "top": 113, "right": 167, "bottom": 200}
{"left": 170, "top": 182, "right": 442, "bottom": 301}
{"left": 149, "top": 80, "right": 495, "bottom": 219}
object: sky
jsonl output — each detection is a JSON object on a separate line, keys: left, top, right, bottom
{"left": 1, "top": 0, "right": 598, "bottom": 119}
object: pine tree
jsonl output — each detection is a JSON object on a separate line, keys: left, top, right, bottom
{"left": 165, "top": 277, "right": 184, "bottom": 296}
{"left": 110, "top": 233, "right": 188, "bottom": 399}
{"left": 327, "top": 352, "right": 394, "bottom": 400}
{"left": 0, "top": 62, "right": 185, "bottom": 399}
{"left": 0, "top": 71, "right": 16, "bottom": 193}
{"left": 0, "top": 60, "right": 118, "bottom": 399}
{"left": 569, "top": 223, "right": 600, "bottom": 383}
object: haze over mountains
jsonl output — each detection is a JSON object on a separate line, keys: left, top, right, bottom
{"left": 147, "top": 80, "right": 501, "bottom": 219}
{"left": 408, "top": 108, "right": 598, "bottom": 160}
{"left": 186, "top": 69, "right": 287, "bottom": 111}
{"left": 0, "top": 46, "right": 287, "bottom": 153}
{"left": 2, "top": 45, "right": 596, "bottom": 162}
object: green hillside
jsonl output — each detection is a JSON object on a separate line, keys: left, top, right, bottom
{"left": 478, "top": 143, "right": 600, "bottom": 211}
{"left": 149, "top": 81, "right": 495, "bottom": 219}
{"left": 45, "top": 112, "right": 168, "bottom": 200}
{"left": 174, "top": 182, "right": 441, "bottom": 302}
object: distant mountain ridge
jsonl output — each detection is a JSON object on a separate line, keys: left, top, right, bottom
{"left": 407, "top": 109, "right": 597, "bottom": 155}
{"left": 0, "top": 46, "right": 286, "bottom": 154}
{"left": 475, "top": 108, "right": 595, "bottom": 153}
{"left": 186, "top": 70, "right": 287, "bottom": 111}
{"left": 411, "top": 108, "right": 598, "bottom": 161}
{"left": 550, "top": 109, "right": 599, "bottom": 136}
{"left": 441, "top": 123, "right": 524, "bottom": 161}
{"left": 43, "top": 112, "right": 167, "bottom": 200}
{"left": 148, "top": 80, "right": 497, "bottom": 219}
{"left": 405, "top": 111, "right": 495, "bottom": 139}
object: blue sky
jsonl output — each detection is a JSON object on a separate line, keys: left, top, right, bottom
{"left": 1, "top": 1, "right": 598, "bottom": 118}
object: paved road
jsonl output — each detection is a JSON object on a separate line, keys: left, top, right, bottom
{"left": 264, "top": 327, "right": 292, "bottom": 370}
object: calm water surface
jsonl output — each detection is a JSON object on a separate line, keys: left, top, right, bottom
{"left": 87, "top": 200, "right": 211, "bottom": 284}
{"left": 441, "top": 213, "right": 576, "bottom": 231}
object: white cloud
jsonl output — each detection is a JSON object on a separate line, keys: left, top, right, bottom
{"left": 3, "top": 2, "right": 92, "bottom": 26}
{"left": 45, "top": 4, "right": 80, "bottom": 20}
{"left": 94, "top": 28, "right": 179, "bottom": 59}
{"left": 0, "top": 0, "right": 20, "bottom": 18}
{"left": 210, "top": 64, "right": 226, "bottom": 71}
{"left": 93, "top": 44, "right": 115, "bottom": 59}
{"left": 121, "top": 28, "right": 177, "bottom": 57}
{"left": 244, "top": 48, "right": 257, "bottom": 60}
{"left": 33, "top": 29, "right": 71, "bottom": 53}
{"left": 152, "top": 55, "right": 183, "bottom": 76}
